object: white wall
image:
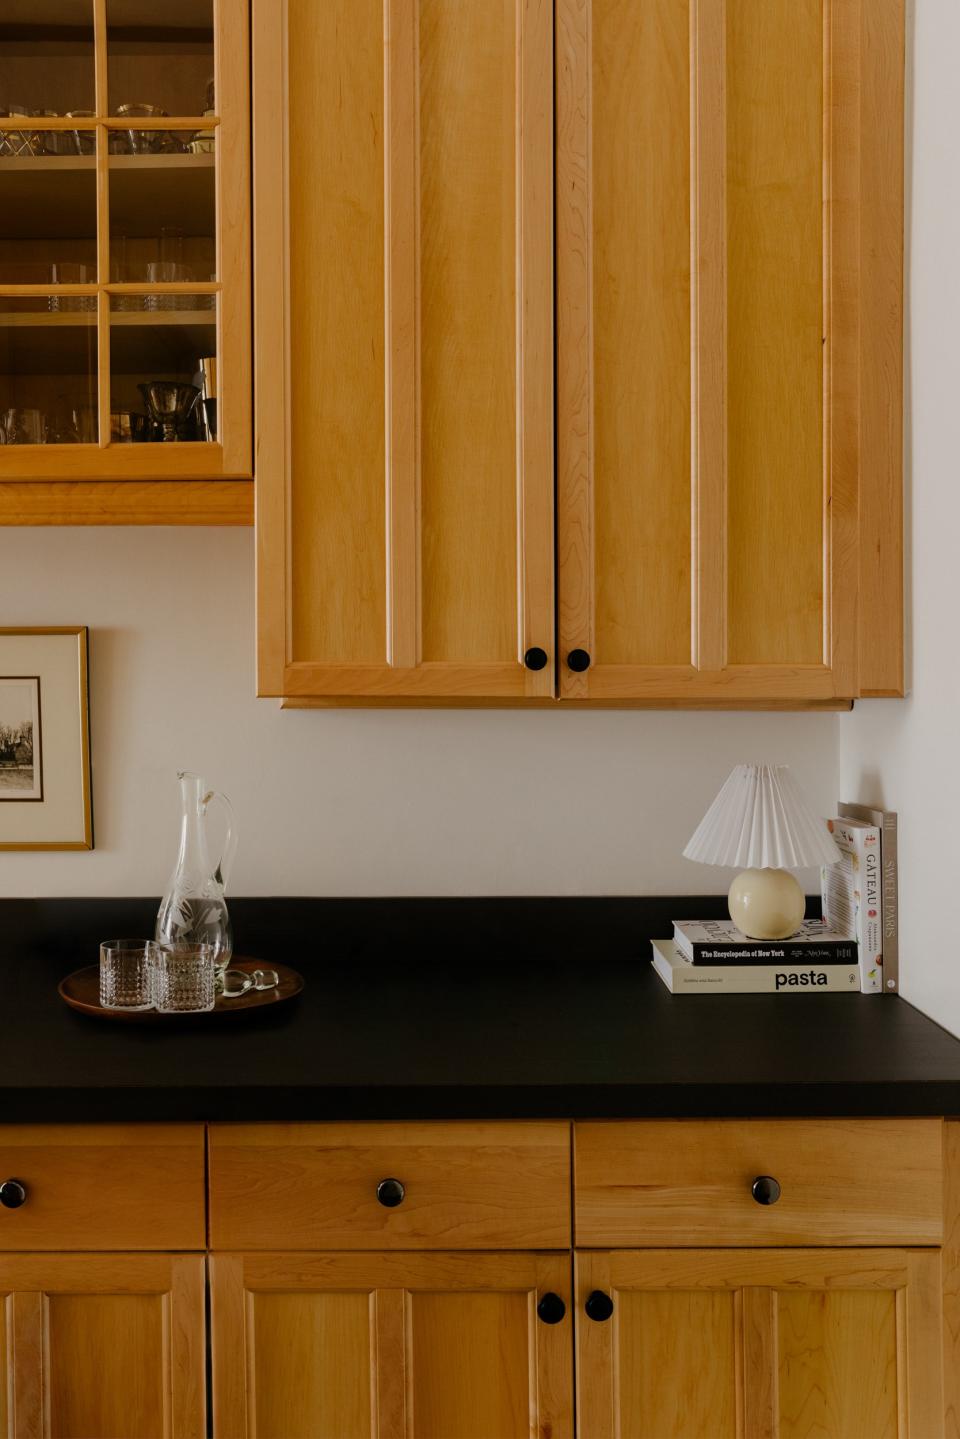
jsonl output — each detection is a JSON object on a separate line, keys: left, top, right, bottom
{"left": 0, "top": 527, "right": 838, "bottom": 898}
{"left": 838, "top": 0, "right": 960, "bottom": 1034}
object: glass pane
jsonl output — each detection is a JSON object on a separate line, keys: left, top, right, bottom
{"left": 107, "top": 0, "right": 214, "bottom": 122}
{"left": 0, "top": 144, "right": 97, "bottom": 283}
{"left": 109, "top": 155, "right": 216, "bottom": 283}
{"left": 110, "top": 294, "right": 216, "bottom": 443}
{"left": 0, "top": 0, "right": 95, "bottom": 116}
{"left": 0, "top": 296, "right": 98, "bottom": 444}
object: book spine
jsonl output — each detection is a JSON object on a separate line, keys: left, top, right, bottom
{"left": 687, "top": 942, "right": 857, "bottom": 965}
{"left": 661, "top": 964, "right": 860, "bottom": 994}
{"left": 826, "top": 822, "right": 883, "bottom": 993}
{"left": 881, "top": 812, "right": 899, "bottom": 994}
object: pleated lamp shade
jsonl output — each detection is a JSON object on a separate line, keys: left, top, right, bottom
{"left": 683, "top": 764, "right": 841, "bottom": 870}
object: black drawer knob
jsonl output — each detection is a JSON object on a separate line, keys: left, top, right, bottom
{"left": 376, "top": 1177, "right": 405, "bottom": 1208}
{"left": 524, "top": 647, "right": 548, "bottom": 671}
{"left": 536, "top": 1292, "right": 566, "bottom": 1325}
{"left": 567, "top": 648, "right": 591, "bottom": 672}
{"left": 585, "top": 1290, "right": 614, "bottom": 1322}
{"left": 0, "top": 1180, "right": 27, "bottom": 1210}
{"left": 751, "top": 1175, "right": 782, "bottom": 1206}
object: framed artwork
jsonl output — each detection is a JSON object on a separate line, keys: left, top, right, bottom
{"left": 0, "top": 628, "right": 92, "bottom": 850}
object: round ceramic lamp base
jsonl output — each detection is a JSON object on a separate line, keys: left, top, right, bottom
{"left": 727, "top": 867, "right": 805, "bottom": 940}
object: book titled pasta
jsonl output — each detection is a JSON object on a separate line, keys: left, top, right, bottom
{"left": 652, "top": 940, "right": 861, "bottom": 994}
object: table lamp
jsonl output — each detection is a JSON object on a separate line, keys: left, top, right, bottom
{"left": 683, "top": 763, "right": 842, "bottom": 940}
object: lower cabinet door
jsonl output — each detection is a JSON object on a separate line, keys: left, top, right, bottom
{"left": 576, "top": 1249, "right": 943, "bottom": 1439}
{"left": 0, "top": 1253, "right": 206, "bottom": 1439}
{"left": 210, "top": 1251, "right": 573, "bottom": 1439}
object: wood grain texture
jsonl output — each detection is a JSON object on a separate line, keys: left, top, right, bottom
{"left": 778, "top": 1287, "right": 898, "bottom": 1439}
{"left": 592, "top": 0, "right": 691, "bottom": 668}
{"left": 577, "top": 1248, "right": 940, "bottom": 1439}
{"left": 725, "top": 0, "right": 824, "bottom": 666}
{"left": 574, "top": 1119, "right": 944, "bottom": 1247}
{"left": 0, "top": 479, "right": 252, "bottom": 524}
{"left": 249, "top": 1289, "right": 374, "bottom": 1439}
{"left": 827, "top": 0, "right": 862, "bottom": 700}
{"left": 418, "top": 0, "right": 516, "bottom": 665}
{"left": 693, "top": 0, "right": 728, "bottom": 672}
{"left": 208, "top": 1121, "right": 570, "bottom": 1251}
{"left": 215, "top": 0, "right": 253, "bottom": 478}
{"left": 256, "top": 0, "right": 552, "bottom": 700}
{"left": 617, "top": 1286, "right": 738, "bottom": 1439}
{"left": 211, "top": 1250, "right": 572, "bottom": 1439}
{"left": 1, "top": 1254, "right": 205, "bottom": 1439}
{"left": 0, "top": 1293, "right": 7, "bottom": 1438}
{"left": 555, "top": 0, "right": 592, "bottom": 699}
{"left": 945, "top": 1121, "right": 960, "bottom": 1439}
{"left": 858, "top": 0, "right": 905, "bottom": 696}
{"left": 287, "top": 0, "right": 387, "bottom": 666}
{"left": 0, "top": 1123, "right": 205, "bottom": 1251}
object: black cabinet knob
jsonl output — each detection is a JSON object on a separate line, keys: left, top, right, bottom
{"left": 524, "top": 647, "right": 548, "bottom": 671}
{"left": 751, "top": 1175, "right": 782, "bottom": 1206}
{"left": 584, "top": 1290, "right": 614, "bottom": 1322}
{"left": 376, "top": 1177, "right": 405, "bottom": 1208}
{"left": 0, "top": 1180, "right": 26, "bottom": 1210}
{"left": 567, "top": 649, "right": 591, "bottom": 672}
{"left": 536, "top": 1292, "right": 566, "bottom": 1325}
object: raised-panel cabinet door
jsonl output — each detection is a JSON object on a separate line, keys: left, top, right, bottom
{"left": 0, "top": 1253, "right": 205, "bottom": 1439}
{"left": 255, "top": 0, "right": 554, "bottom": 701}
{"left": 556, "top": 0, "right": 904, "bottom": 703}
{"left": 211, "top": 1251, "right": 573, "bottom": 1439}
{"left": 576, "top": 1250, "right": 942, "bottom": 1439}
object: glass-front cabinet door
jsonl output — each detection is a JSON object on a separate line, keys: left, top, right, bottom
{"left": 0, "top": 0, "right": 250, "bottom": 482}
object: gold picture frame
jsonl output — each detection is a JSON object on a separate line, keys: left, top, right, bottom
{"left": 0, "top": 628, "right": 92, "bottom": 851}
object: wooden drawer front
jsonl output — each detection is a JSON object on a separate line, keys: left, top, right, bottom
{"left": 208, "top": 1122, "right": 571, "bottom": 1250}
{"left": 575, "top": 1119, "right": 944, "bottom": 1247}
{"left": 0, "top": 1125, "right": 206, "bottom": 1251}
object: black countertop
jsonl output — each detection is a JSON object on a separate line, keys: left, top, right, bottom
{"left": 2, "top": 897, "right": 960, "bottom": 1122}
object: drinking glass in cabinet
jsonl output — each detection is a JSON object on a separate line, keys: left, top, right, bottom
{"left": 0, "top": 297, "right": 98, "bottom": 444}
{"left": 109, "top": 152, "right": 217, "bottom": 284}
{"left": 0, "top": 143, "right": 97, "bottom": 284}
{"left": 0, "top": 1, "right": 95, "bottom": 118}
{"left": 107, "top": 0, "right": 214, "bottom": 123}
{"left": 110, "top": 294, "right": 217, "bottom": 444}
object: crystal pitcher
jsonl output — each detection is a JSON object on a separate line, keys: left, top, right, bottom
{"left": 156, "top": 772, "right": 237, "bottom": 987}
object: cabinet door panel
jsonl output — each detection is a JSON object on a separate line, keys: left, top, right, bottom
{"left": 726, "top": 0, "right": 824, "bottom": 667}
{"left": 287, "top": 0, "right": 386, "bottom": 667}
{"left": 557, "top": 0, "right": 904, "bottom": 703}
{"left": 576, "top": 1250, "right": 942, "bottom": 1439}
{"left": 256, "top": 0, "right": 553, "bottom": 700}
{"left": 211, "top": 1251, "right": 573, "bottom": 1439}
{"left": 591, "top": 0, "right": 692, "bottom": 670}
{"left": 0, "top": 1254, "right": 205, "bottom": 1439}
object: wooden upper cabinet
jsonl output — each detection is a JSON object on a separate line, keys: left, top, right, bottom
{"left": 255, "top": 0, "right": 554, "bottom": 701}
{"left": 0, "top": 0, "right": 253, "bottom": 526}
{"left": 557, "top": 0, "right": 904, "bottom": 703}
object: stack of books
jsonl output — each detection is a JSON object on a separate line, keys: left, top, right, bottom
{"left": 651, "top": 919, "right": 861, "bottom": 994}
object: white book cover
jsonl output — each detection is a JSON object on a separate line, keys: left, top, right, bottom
{"left": 651, "top": 940, "right": 861, "bottom": 995}
{"left": 838, "top": 802, "right": 899, "bottom": 994}
{"left": 822, "top": 818, "right": 883, "bottom": 994}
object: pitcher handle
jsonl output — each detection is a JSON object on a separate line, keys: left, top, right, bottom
{"left": 203, "top": 788, "right": 238, "bottom": 889}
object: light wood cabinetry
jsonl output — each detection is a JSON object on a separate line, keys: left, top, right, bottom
{"left": 255, "top": 0, "right": 554, "bottom": 701}
{"left": 574, "top": 1118, "right": 944, "bottom": 1247}
{"left": 0, "top": 0, "right": 252, "bottom": 526}
{"left": 558, "top": 0, "right": 904, "bottom": 703}
{"left": 257, "top": 0, "right": 903, "bottom": 706}
{"left": 211, "top": 1251, "right": 573, "bottom": 1439}
{"left": 0, "top": 1117, "right": 953, "bottom": 1436}
{"left": 208, "top": 1120, "right": 570, "bottom": 1250}
{"left": 0, "top": 1253, "right": 206, "bottom": 1439}
{"left": 575, "top": 1248, "right": 942, "bottom": 1439}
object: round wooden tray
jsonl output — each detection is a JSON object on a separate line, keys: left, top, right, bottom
{"left": 58, "top": 957, "right": 304, "bottom": 1022}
